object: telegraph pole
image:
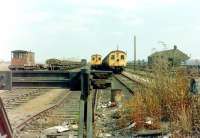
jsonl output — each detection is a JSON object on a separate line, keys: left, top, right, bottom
{"left": 134, "top": 35, "right": 136, "bottom": 70}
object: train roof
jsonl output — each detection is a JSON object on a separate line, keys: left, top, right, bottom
{"left": 91, "top": 54, "right": 102, "bottom": 56}
{"left": 11, "top": 50, "right": 34, "bottom": 54}
{"left": 107, "top": 50, "right": 127, "bottom": 55}
{"left": 102, "top": 50, "right": 127, "bottom": 62}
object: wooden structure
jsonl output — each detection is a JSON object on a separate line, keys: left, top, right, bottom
{"left": 9, "top": 50, "right": 36, "bottom": 70}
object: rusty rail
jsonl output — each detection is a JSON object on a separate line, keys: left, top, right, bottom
{"left": 121, "top": 72, "right": 145, "bottom": 85}
{"left": 113, "top": 72, "right": 147, "bottom": 95}
{"left": 113, "top": 75, "right": 134, "bottom": 94}
{"left": 15, "top": 92, "right": 71, "bottom": 131}
{"left": 3, "top": 89, "right": 40, "bottom": 108}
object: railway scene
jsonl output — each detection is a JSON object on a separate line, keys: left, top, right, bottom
{"left": 1, "top": 0, "right": 200, "bottom": 138}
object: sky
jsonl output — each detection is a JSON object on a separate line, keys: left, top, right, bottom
{"left": 0, "top": 0, "right": 200, "bottom": 63}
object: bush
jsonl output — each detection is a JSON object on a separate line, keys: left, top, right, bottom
{"left": 120, "top": 59, "right": 193, "bottom": 135}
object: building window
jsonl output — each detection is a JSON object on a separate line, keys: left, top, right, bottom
{"left": 121, "top": 55, "right": 124, "bottom": 60}
{"left": 111, "top": 55, "right": 115, "bottom": 60}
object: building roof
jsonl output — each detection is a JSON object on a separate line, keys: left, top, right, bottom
{"left": 149, "top": 46, "right": 190, "bottom": 61}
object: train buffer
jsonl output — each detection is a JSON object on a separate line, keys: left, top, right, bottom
{"left": 90, "top": 70, "right": 112, "bottom": 89}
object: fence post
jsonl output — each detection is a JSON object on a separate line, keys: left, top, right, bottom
{"left": 0, "top": 71, "right": 12, "bottom": 90}
{"left": 79, "top": 69, "right": 89, "bottom": 138}
{"left": 86, "top": 88, "right": 93, "bottom": 138}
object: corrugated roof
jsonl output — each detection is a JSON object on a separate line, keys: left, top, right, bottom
{"left": 11, "top": 50, "right": 34, "bottom": 53}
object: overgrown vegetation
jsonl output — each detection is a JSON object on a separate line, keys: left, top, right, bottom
{"left": 118, "top": 60, "right": 200, "bottom": 137}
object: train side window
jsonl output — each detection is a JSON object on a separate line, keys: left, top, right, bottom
{"left": 121, "top": 55, "right": 124, "bottom": 60}
{"left": 111, "top": 55, "right": 115, "bottom": 60}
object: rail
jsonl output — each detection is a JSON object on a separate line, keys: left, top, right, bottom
{"left": 113, "top": 75, "right": 134, "bottom": 94}
{"left": 15, "top": 92, "right": 71, "bottom": 131}
{"left": 113, "top": 72, "right": 146, "bottom": 95}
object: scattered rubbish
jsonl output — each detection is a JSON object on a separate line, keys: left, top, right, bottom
{"left": 99, "top": 101, "right": 118, "bottom": 109}
{"left": 107, "top": 101, "right": 117, "bottom": 107}
{"left": 44, "top": 125, "right": 70, "bottom": 133}
{"left": 127, "top": 122, "right": 136, "bottom": 129}
{"left": 71, "top": 124, "right": 78, "bottom": 129}
{"left": 101, "top": 105, "right": 107, "bottom": 108}
{"left": 144, "top": 117, "right": 153, "bottom": 125}
{"left": 145, "top": 120, "right": 152, "bottom": 125}
{"left": 163, "top": 133, "right": 172, "bottom": 138}
{"left": 98, "top": 132, "right": 112, "bottom": 137}
{"left": 111, "top": 102, "right": 117, "bottom": 107}
{"left": 57, "top": 125, "right": 70, "bottom": 133}
{"left": 104, "top": 133, "right": 112, "bottom": 137}
{"left": 62, "top": 121, "right": 69, "bottom": 126}
{"left": 111, "top": 111, "right": 121, "bottom": 119}
{"left": 107, "top": 101, "right": 112, "bottom": 107}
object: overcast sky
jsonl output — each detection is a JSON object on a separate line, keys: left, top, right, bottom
{"left": 0, "top": 0, "right": 199, "bottom": 63}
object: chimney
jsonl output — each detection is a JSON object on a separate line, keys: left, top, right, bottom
{"left": 174, "top": 45, "right": 177, "bottom": 50}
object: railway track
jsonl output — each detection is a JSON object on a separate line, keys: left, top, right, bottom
{"left": 0, "top": 89, "right": 47, "bottom": 110}
{"left": 0, "top": 88, "right": 76, "bottom": 138}
{"left": 113, "top": 72, "right": 145, "bottom": 96}
{"left": 14, "top": 90, "right": 81, "bottom": 138}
